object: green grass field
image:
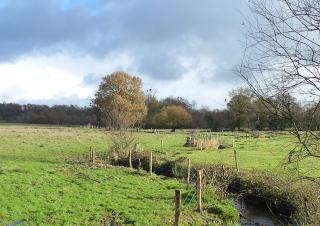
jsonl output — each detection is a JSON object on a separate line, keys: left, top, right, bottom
{"left": 0, "top": 124, "right": 302, "bottom": 174}
{"left": 0, "top": 125, "right": 242, "bottom": 225}
{"left": 0, "top": 124, "right": 318, "bottom": 225}
{"left": 138, "top": 130, "right": 318, "bottom": 177}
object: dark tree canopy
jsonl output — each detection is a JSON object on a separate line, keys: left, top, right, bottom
{"left": 228, "top": 88, "right": 253, "bottom": 130}
{"left": 0, "top": 103, "right": 97, "bottom": 125}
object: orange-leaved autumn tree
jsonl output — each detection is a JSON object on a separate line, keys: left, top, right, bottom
{"left": 93, "top": 72, "right": 147, "bottom": 129}
{"left": 152, "top": 105, "right": 193, "bottom": 129}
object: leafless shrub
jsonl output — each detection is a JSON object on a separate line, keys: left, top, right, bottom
{"left": 240, "top": 0, "right": 320, "bottom": 178}
{"left": 107, "top": 130, "right": 137, "bottom": 164}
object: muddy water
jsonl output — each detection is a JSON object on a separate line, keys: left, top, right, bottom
{"left": 231, "top": 198, "right": 286, "bottom": 226}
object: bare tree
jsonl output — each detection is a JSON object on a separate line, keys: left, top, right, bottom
{"left": 240, "top": 0, "right": 320, "bottom": 178}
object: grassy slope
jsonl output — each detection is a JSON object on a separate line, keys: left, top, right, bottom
{"left": 0, "top": 125, "right": 238, "bottom": 225}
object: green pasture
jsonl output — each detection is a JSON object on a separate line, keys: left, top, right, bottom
{"left": 0, "top": 124, "right": 316, "bottom": 176}
{"left": 0, "top": 125, "right": 240, "bottom": 225}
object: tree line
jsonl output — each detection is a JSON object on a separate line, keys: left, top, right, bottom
{"left": 1, "top": 72, "right": 312, "bottom": 131}
{"left": 0, "top": 104, "right": 97, "bottom": 125}
{"left": 144, "top": 88, "right": 310, "bottom": 131}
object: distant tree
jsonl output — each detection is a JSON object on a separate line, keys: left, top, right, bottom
{"left": 204, "top": 109, "right": 230, "bottom": 131}
{"left": 252, "top": 97, "right": 287, "bottom": 130}
{"left": 0, "top": 102, "right": 96, "bottom": 125}
{"left": 144, "top": 89, "right": 161, "bottom": 128}
{"left": 161, "top": 97, "right": 195, "bottom": 112}
{"left": 252, "top": 98, "right": 270, "bottom": 130}
{"left": 152, "top": 105, "right": 193, "bottom": 129}
{"left": 303, "top": 102, "right": 320, "bottom": 131}
{"left": 191, "top": 108, "right": 210, "bottom": 129}
{"left": 24, "top": 104, "right": 52, "bottom": 124}
{"left": 0, "top": 103, "right": 22, "bottom": 121}
{"left": 228, "top": 88, "right": 253, "bottom": 130}
{"left": 93, "top": 72, "right": 147, "bottom": 129}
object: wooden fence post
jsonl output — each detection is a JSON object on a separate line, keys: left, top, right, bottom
{"left": 221, "top": 164, "right": 225, "bottom": 177}
{"left": 129, "top": 149, "right": 132, "bottom": 168}
{"left": 234, "top": 149, "right": 238, "bottom": 172}
{"left": 149, "top": 151, "right": 153, "bottom": 176}
{"left": 92, "top": 148, "right": 95, "bottom": 163}
{"left": 197, "top": 169, "right": 203, "bottom": 212}
{"left": 161, "top": 139, "right": 163, "bottom": 151}
{"left": 175, "top": 190, "right": 181, "bottom": 226}
{"left": 134, "top": 143, "right": 139, "bottom": 152}
{"left": 187, "top": 158, "right": 191, "bottom": 186}
{"left": 233, "top": 137, "right": 238, "bottom": 172}
{"left": 232, "top": 136, "right": 235, "bottom": 149}
{"left": 89, "top": 147, "right": 95, "bottom": 163}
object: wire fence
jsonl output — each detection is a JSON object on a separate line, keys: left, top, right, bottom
{"left": 77, "top": 134, "right": 318, "bottom": 226}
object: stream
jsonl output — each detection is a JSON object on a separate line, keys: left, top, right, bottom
{"left": 231, "top": 197, "right": 286, "bottom": 226}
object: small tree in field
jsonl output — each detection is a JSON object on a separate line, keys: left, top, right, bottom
{"left": 93, "top": 71, "right": 147, "bottom": 129}
{"left": 93, "top": 72, "right": 147, "bottom": 163}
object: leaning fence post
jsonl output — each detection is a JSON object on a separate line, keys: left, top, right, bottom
{"left": 187, "top": 158, "right": 191, "bottom": 186}
{"left": 149, "top": 151, "right": 153, "bottom": 176}
{"left": 175, "top": 190, "right": 182, "bottom": 226}
{"left": 197, "top": 169, "right": 203, "bottom": 212}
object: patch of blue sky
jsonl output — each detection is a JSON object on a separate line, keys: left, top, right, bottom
{"left": 54, "top": 0, "right": 112, "bottom": 12}
{"left": 0, "top": 0, "right": 9, "bottom": 9}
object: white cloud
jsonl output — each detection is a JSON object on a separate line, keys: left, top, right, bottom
{"left": 0, "top": 51, "right": 239, "bottom": 109}
{"left": 140, "top": 55, "right": 239, "bottom": 109}
{"left": 0, "top": 52, "right": 134, "bottom": 104}
{"left": 0, "top": 62, "right": 88, "bottom": 100}
{"left": 0, "top": 0, "right": 248, "bottom": 108}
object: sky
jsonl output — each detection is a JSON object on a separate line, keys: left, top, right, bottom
{"left": 0, "top": 0, "right": 249, "bottom": 109}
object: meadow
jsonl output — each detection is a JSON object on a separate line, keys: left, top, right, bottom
{"left": 0, "top": 124, "right": 318, "bottom": 225}
{"left": 0, "top": 124, "right": 240, "bottom": 225}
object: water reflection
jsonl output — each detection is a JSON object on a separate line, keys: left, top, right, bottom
{"left": 231, "top": 197, "right": 285, "bottom": 226}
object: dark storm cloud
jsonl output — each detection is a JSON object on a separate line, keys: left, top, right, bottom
{"left": 0, "top": 0, "right": 248, "bottom": 81}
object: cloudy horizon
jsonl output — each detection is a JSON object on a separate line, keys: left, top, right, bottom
{"left": 0, "top": 0, "right": 249, "bottom": 109}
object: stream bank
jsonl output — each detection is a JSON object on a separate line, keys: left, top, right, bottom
{"left": 98, "top": 152, "right": 319, "bottom": 225}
